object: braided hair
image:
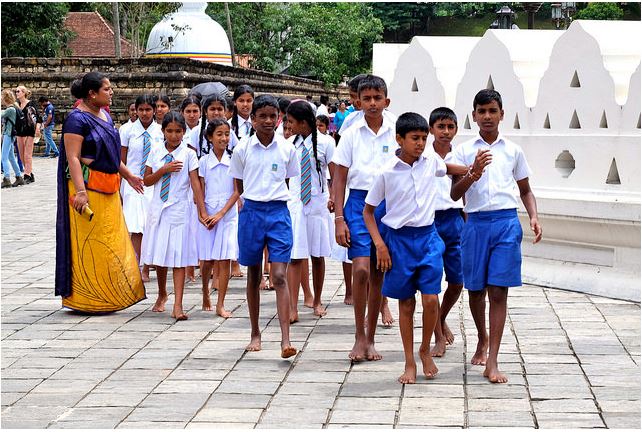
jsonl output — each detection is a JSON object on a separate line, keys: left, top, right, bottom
{"left": 231, "top": 84, "right": 254, "bottom": 139}
{"left": 203, "top": 117, "right": 233, "bottom": 157}
{"left": 286, "top": 100, "right": 324, "bottom": 193}
{"left": 197, "top": 95, "right": 227, "bottom": 158}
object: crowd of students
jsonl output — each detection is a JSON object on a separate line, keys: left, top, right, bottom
{"left": 64, "top": 72, "right": 542, "bottom": 385}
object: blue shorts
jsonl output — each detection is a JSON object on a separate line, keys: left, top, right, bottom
{"left": 461, "top": 209, "right": 523, "bottom": 291}
{"left": 381, "top": 224, "right": 445, "bottom": 300}
{"left": 238, "top": 199, "right": 292, "bottom": 266}
{"left": 434, "top": 208, "right": 464, "bottom": 284}
{"left": 344, "top": 189, "right": 386, "bottom": 260}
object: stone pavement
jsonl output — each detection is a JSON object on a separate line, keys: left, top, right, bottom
{"left": 1, "top": 158, "right": 640, "bottom": 429}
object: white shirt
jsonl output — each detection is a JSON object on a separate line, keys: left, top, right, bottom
{"left": 288, "top": 133, "right": 335, "bottom": 203}
{"left": 198, "top": 151, "right": 235, "bottom": 207}
{"left": 452, "top": 134, "right": 532, "bottom": 213}
{"left": 118, "top": 119, "right": 135, "bottom": 144}
{"left": 331, "top": 115, "right": 398, "bottom": 190}
{"left": 338, "top": 109, "right": 397, "bottom": 136}
{"left": 316, "top": 104, "right": 329, "bottom": 117}
{"left": 189, "top": 124, "right": 239, "bottom": 158}
{"left": 365, "top": 150, "right": 447, "bottom": 229}
{"left": 228, "top": 133, "right": 300, "bottom": 202}
{"left": 121, "top": 120, "right": 163, "bottom": 194}
{"left": 231, "top": 115, "right": 253, "bottom": 140}
{"left": 434, "top": 151, "right": 464, "bottom": 211}
{"left": 146, "top": 142, "right": 199, "bottom": 208}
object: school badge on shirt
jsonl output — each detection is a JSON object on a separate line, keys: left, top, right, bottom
{"left": 383, "top": 145, "right": 389, "bottom": 153}
{"left": 271, "top": 163, "right": 278, "bottom": 171}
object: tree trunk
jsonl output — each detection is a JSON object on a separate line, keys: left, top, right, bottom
{"left": 112, "top": 2, "right": 121, "bottom": 58}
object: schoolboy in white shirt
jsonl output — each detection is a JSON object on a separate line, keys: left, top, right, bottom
{"left": 228, "top": 94, "right": 300, "bottom": 359}
{"left": 452, "top": 89, "right": 542, "bottom": 384}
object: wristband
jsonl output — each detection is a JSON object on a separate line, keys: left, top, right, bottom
{"left": 76, "top": 190, "right": 87, "bottom": 194}
{"left": 335, "top": 216, "right": 345, "bottom": 220}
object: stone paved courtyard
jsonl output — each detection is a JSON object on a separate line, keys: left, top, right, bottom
{"left": 1, "top": 158, "right": 640, "bottom": 429}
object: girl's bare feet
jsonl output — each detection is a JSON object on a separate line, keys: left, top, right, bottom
{"left": 281, "top": 345, "right": 297, "bottom": 358}
{"left": 398, "top": 362, "right": 417, "bottom": 384}
{"left": 290, "top": 311, "right": 299, "bottom": 324}
{"left": 152, "top": 295, "right": 168, "bottom": 312}
{"left": 380, "top": 303, "right": 394, "bottom": 327}
{"left": 365, "top": 343, "right": 383, "bottom": 361}
{"left": 344, "top": 295, "right": 353, "bottom": 305}
{"left": 230, "top": 261, "right": 243, "bottom": 278}
{"left": 246, "top": 335, "right": 261, "bottom": 351}
{"left": 471, "top": 337, "right": 488, "bottom": 365}
{"left": 349, "top": 339, "right": 368, "bottom": 362}
{"left": 484, "top": 364, "right": 508, "bottom": 383}
{"left": 216, "top": 306, "right": 232, "bottom": 318}
{"left": 430, "top": 337, "right": 447, "bottom": 357}
{"left": 420, "top": 347, "right": 439, "bottom": 378}
{"left": 443, "top": 321, "right": 455, "bottom": 345}
{"left": 313, "top": 305, "right": 327, "bottom": 317}
{"left": 202, "top": 296, "right": 213, "bottom": 311}
{"left": 141, "top": 267, "right": 150, "bottom": 283}
{"left": 171, "top": 307, "right": 188, "bottom": 321}
{"left": 303, "top": 296, "right": 314, "bottom": 308}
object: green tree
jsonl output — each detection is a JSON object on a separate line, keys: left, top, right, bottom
{"left": 575, "top": 2, "right": 624, "bottom": 20}
{"left": 1, "top": 2, "right": 74, "bottom": 57}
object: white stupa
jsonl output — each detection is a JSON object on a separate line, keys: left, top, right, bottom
{"left": 145, "top": 2, "right": 232, "bottom": 65}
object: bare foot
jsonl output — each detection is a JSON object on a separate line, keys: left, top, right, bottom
{"left": 349, "top": 340, "right": 368, "bottom": 362}
{"left": 152, "top": 295, "right": 168, "bottom": 312}
{"left": 443, "top": 321, "right": 455, "bottom": 345}
{"left": 246, "top": 335, "right": 261, "bottom": 352}
{"left": 380, "top": 304, "right": 394, "bottom": 327}
{"left": 210, "top": 280, "right": 218, "bottom": 292}
{"left": 171, "top": 309, "right": 188, "bottom": 321}
{"left": 141, "top": 270, "right": 150, "bottom": 283}
{"left": 471, "top": 338, "right": 488, "bottom": 366}
{"left": 202, "top": 294, "right": 213, "bottom": 311}
{"left": 290, "top": 311, "right": 299, "bottom": 324}
{"left": 303, "top": 296, "right": 314, "bottom": 308}
{"left": 344, "top": 295, "right": 353, "bottom": 305}
{"left": 430, "top": 338, "right": 447, "bottom": 357}
{"left": 420, "top": 347, "right": 439, "bottom": 378}
{"left": 313, "top": 305, "right": 327, "bottom": 317}
{"left": 230, "top": 263, "right": 243, "bottom": 278}
{"left": 216, "top": 306, "right": 232, "bottom": 318}
{"left": 365, "top": 343, "right": 383, "bottom": 361}
{"left": 281, "top": 345, "right": 297, "bottom": 358}
{"left": 484, "top": 364, "right": 508, "bottom": 383}
{"left": 188, "top": 276, "right": 197, "bottom": 283}
{"left": 398, "top": 362, "right": 417, "bottom": 384}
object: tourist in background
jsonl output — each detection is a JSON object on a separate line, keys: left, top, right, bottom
{"left": 38, "top": 96, "right": 60, "bottom": 158}
{"left": 333, "top": 101, "right": 348, "bottom": 134}
{"left": 1, "top": 89, "right": 25, "bottom": 188}
{"left": 15, "top": 85, "right": 40, "bottom": 184}
{"left": 316, "top": 95, "right": 330, "bottom": 117}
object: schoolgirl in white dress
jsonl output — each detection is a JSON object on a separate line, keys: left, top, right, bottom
{"left": 285, "top": 100, "right": 335, "bottom": 320}
{"left": 141, "top": 112, "right": 208, "bottom": 321}
{"left": 197, "top": 118, "right": 240, "bottom": 318}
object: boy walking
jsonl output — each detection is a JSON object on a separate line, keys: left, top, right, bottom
{"left": 451, "top": 89, "right": 542, "bottom": 383}
{"left": 363, "top": 112, "right": 486, "bottom": 383}
{"left": 38, "top": 96, "right": 59, "bottom": 157}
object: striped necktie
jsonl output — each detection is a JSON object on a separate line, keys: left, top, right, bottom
{"left": 140, "top": 131, "right": 151, "bottom": 176}
{"left": 159, "top": 153, "right": 173, "bottom": 202}
{"left": 300, "top": 143, "right": 312, "bottom": 205}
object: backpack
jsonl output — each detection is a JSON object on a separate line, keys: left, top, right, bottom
{"left": 15, "top": 103, "right": 36, "bottom": 136}
{"left": 6, "top": 105, "right": 25, "bottom": 137}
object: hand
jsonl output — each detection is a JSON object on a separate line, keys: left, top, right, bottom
{"left": 531, "top": 217, "right": 542, "bottom": 244}
{"left": 209, "top": 212, "right": 223, "bottom": 227}
{"left": 72, "top": 191, "right": 88, "bottom": 214}
{"left": 199, "top": 212, "right": 214, "bottom": 229}
{"left": 375, "top": 243, "right": 392, "bottom": 272}
{"left": 327, "top": 197, "right": 335, "bottom": 213}
{"left": 335, "top": 218, "right": 351, "bottom": 247}
{"left": 163, "top": 160, "right": 183, "bottom": 174}
{"left": 471, "top": 149, "right": 492, "bottom": 179}
{"left": 127, "top": 175, "right": 144, "bottom": 194}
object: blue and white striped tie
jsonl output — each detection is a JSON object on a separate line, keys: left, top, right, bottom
{"left": 140, "top": 131, "right": 151, "bottom": 176}
{"left": 300, "top": 145, "right": 312, "bottom": 205}
{"left": 159, "top": 154, "right": 173, "bottom": 202}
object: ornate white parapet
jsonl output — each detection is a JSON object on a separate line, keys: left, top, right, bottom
{"left": 378, "top": 20, "right": 641, "bottom": 301}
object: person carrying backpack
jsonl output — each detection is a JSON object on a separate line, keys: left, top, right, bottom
{"left": 1, "top": 89, "right": 25, "bottom": 188}
{"left": 15, "top": 85, "right": 41, "bottom": 184}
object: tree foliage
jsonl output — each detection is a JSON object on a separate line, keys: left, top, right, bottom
{"left": 576, "top": 2, "right": 624, "bottom": 20}
{"left": 1, "top": 2, "right": 74, "bottom": 57}
{"left": 207, "top": 2, "right": 382, "bottom": 85}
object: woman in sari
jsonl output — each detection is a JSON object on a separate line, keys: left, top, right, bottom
{"left": 56, "top": 72, "right": 146, "bottom": 312}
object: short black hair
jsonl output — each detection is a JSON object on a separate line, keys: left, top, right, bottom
{"left": 251, "top": 94, "right": 279, "bottom": 115}
{"left": 277, "top": 97, "right": 291, "bottom": 114}
{"left": 320, "top": 95, "right": 329, "bottom": 105}
{"left": 396, "top": 112, "right": 429, "bottom": 137}
{"left": 348, "top": 74, "right": 367, "bottom": 92}
{"left": 429, "top": 107, "right": 457, "bottom": 127}
{"left": 316, "top": 115, "right": 330, "bottom": 128}
{"left": 473, "top": 89, "right": 503, "bottom": 110}
{"left": 135, "top": 94, "right": 156, "bottom": 110}
{"left": 161, "top": 111, "right": 187, "bottom": 131}
{"left": 357, "top": 74, "right": 387, "bottom": 97}
{"left": 38, "top": 96, "right": 49, "bottom": 103}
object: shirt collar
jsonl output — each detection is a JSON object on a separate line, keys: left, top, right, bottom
{"left": 249, "top": 133, "right": 279, "bottom": 149}
{"left": 207, "top": 150, "right": 231, "bottom": 169}
{"left": 393, "top": 152, "right": 428, "bottom": 169}
{"left": 355, "top": 112, "right": 394, "bottom": 135}
{"left": 475, "top": 133, "right": 505, "bottom": 146}
{"left": 294, "top": 134, "right": 312, "bottom": 149}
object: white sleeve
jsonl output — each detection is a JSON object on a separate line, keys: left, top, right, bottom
{"left": 228, "top": 144, "right": 245, "bottom": 179}
{"left": 452, "top": 142, "right": 466, "bottom": 166}
{"left": 323, "top": 137, "right": 335, "bottom": 169}
{"left": 145, "top": 148, "right": 156, "bottom": 169}
{"left": 435, "top": 155, "right": 447, "bottom": 178}
{"left": 198, "top": 156, "right": 207, "bottom": 178}
{"left": 365, "top": 172, "right": 385, "bottom": 207}
{"left": 513, "top": 145, "right": 532, "bottom": 181}
{"left": 331, "top": 129, "right": 353, "bottom": 168}
{"left": 188, "top": 149, "right": 199, "bottom": 172}
{"left": 285, "top": 145, "right": 300, "bottom": 179}
{"left": 119, "top": 125, "right": 130, "bottom": 147}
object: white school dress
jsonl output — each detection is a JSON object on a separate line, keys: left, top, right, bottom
{"left": 182, "top": 122, "right": 201, "bottom": 264}
{"left": 288, "top": 133, "right": 335, "bottom": 259}
{"left": 197, "top": 151, "right": 238, "bottom": 261}
{"left": 189, "top": 124, "right": 240, "bottom": 157}
{"left": 141, "top": 143, "right": 199, "bottom": 268}
{"left": 120, "top": 120, "right": 163, "bottom": 233}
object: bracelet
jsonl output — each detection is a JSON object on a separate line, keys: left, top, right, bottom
{"left": 76, "top": 190, "right": 87, "bottom": 194}
{"left": 335, "top": 216, "right": 345, "bottom": 220}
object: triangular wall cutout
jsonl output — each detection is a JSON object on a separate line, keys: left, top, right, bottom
{"left": 569, "top": 110, "right": 581, "bottom": 129}
{"left": 487, "top": 75, "right": 495, "bottom": 90}
{"left": 464, "top": 114, "right": 471, "bottom": 129}
{"left": 514, "top": 113, "right": 521, "bottom": 129}
{"left": 570, "top": 70, "right": 581, "bottom": 87}
{"left": 606, "top": 158, "right": 621, "bottom": 185}
{"left": 637, "top": 113, "right": 641, "bottom": 129}
{"left": 543, "top": 113, "right": 551, "bottom": 129}
{"left": 599, "top": 110, "right": 608, "bottom": 128}
{"left": 411, "top": 78, "right": 418, "bottom": 92}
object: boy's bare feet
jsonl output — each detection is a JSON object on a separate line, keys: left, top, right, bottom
{"left": 230, "top": 262, "right": 243, "bottom": 278}
{"left": 313, "top": 305, "right": 327, "bottom": 317}
{"left": 349, "top": 339, "right": 368, "bottom": 362}
{"left": 471, "top": 337, "right": 488, "bottom": 365}
{"left": 443, "top": 321, "right": 455, "bottom": 345}
{"left": 365, "top": 343, "right": 383, "bottom": 361}
{"left": 344, "top": 295, "right": 353, "bottom": 305}
{"left": 216, "top": 306, "right": 232, "bottom": 318}
{"left": 281, "top": 345, "right": 297, "bottom": 358}
{"left": 398, "top": 362, "right": 417, "bottom": 384}
{"left": 152, "top": 295, "right": 168, "bottom": 312}
{"left": 380, "top": 303, "right": 394, "bottom": 327}
{"left": 420, "top": 347, "right": 439, "bottom": 378}
{"left": 202, "top": 293, "right": 213, "bottom": 311}
{"left": 290, "top": 311, "right": 299, "bottom": 324}
{"left": 483, "top": 364, "right": 508, "bottom": 383}
{"left": 430, "top": 337, "right": 447, "bottom": 357}
{"left": 171, "top": 309, "right": 188, "bottom": 321}
{"left": 303, "top": 296, "right": 314, "bottom": 308}
{"left": 246, "top": 335, "right": 261, "bottom": 351}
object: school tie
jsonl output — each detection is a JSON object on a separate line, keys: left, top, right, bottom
{"left": 159, "top": 153, "right": 173, "bottom": 203}
{"left": 300, "top": 144, "right": 312, "bottom": 205}
{"left": 140, "top": 131, "right": 151, "bottom": 177}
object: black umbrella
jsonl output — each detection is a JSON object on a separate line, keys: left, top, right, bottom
{"left": 189, "top": 82, "right": 229, "bottom": 100}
